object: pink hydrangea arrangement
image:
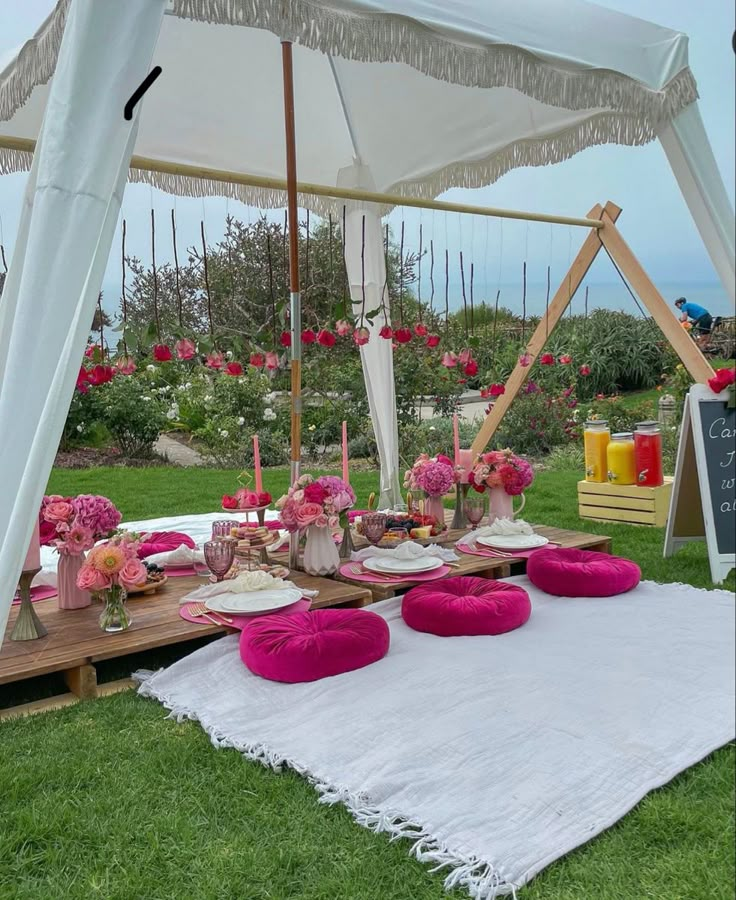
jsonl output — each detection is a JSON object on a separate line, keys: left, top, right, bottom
{"left": 76, "top": 533, "right": 147, "bottom": 593}
{"left": 469, "top": 449, "right": 534, "bottom": 496}
{"left": 39, "top": 494, "right": 122, "bottom": 555}
{"left": 276, "top": 475, "right": 356, "bottom": 533}
{"left": 404, "top": 453, "right": 458, "bottom": 497}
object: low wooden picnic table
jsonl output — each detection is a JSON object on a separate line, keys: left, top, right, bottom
{"left": 0, "top": 571, "right": 371, "bottom": 716}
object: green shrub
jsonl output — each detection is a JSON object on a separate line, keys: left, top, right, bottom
{"left": 95, "top": 377, "right": 168, "bottom": 457}
{"left": 494, "top": 386, "right": 579, "bottom": 456}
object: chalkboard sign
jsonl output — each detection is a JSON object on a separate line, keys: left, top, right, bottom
{"left": 697, "top": 400, "right": 736, "bottom": 555}
{"left": 665, "top": 384, "right": 736, "bottom": 584}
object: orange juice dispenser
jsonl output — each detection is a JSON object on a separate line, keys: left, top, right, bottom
{"left": 583, "top": 420, "right": 610, "bottom": 483}
{"left": 606, "top": 432, "right": 636, "bottom": 485}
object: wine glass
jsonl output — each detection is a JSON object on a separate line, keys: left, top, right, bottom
{"left": 212, "top": 519, "right": 239, "bottom": 539}
{"left": 361, "top": 513, "right": 387, "bottom": 547}
{"left": 203, "top": 539, "right": 235, "bottom": 582}
{"left": 464, "top": 496, "right": 486, "bottom": 530}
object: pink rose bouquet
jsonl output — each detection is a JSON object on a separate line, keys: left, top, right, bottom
{"left": 404, "top": 453, "right": 458, "bottom": 497}
{"left": 276, "top": 474, "right": 355, "bottom": 533}
{"left": 39, "top": 494, "right": 122, "bottom": 555}
{"left": 469, "top": 449, "right": 534, "bottom": 496}
{"left": 78, "top": 532, "right": 144, "bottom": 631}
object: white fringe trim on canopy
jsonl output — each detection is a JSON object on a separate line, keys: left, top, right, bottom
{"left": 135, "top": 668, "right": 517, "bottom": 899}
{"left": 0, "top": 0, "right": 698, "bottom": 215}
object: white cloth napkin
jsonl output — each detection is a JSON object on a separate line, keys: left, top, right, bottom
{"left": 145, "top": 544, "right": 206, "bottom": 567}
{"left": 461, "top": 517, "right": 534, "bottom": 548}
{"left": 351, "top": 539, "right": 458, "bottom": 564}
{"left": 181, "top": 570, "right": 318, "bottom": 605}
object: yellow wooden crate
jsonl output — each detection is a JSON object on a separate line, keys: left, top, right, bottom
{"left": 577, "top": 478, "right": 673, "bottom": 527}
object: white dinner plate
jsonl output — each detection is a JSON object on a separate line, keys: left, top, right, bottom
{"left": 362, "top": 555, "right": 443, "bottom": 574}
{"left": 205, "top": 586, "right": 303, "bottom": 615}
{"left": 477, "top": 533, "right": 549, "bottom": 551}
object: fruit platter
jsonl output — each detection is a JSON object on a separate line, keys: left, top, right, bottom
{"left": 127, "top": 561, "right": 169, "bottom": 595}
{"left": 355, "top": 512, "right": 446, "bottom": 547}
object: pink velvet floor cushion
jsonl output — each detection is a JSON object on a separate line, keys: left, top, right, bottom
{"left": 526, "top": 548, "right": 641, "bottom": 597}
{"left": 240, "top": 609, "right": 390, "bottom": 683}
{"left": 138, "top": 531, "right": 196, "bottom": 559}
{"left": 402, "top": 576, "right": 531, "bottom": 637}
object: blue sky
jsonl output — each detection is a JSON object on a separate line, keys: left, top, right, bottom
{"left": 0, "top": 0, "right": 734, "bottom": 315}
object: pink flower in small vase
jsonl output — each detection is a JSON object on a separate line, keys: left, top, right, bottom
{"left": 90, "top": 543, "right": 126, "bottom": 576}
{"left": 175, "top": 338, "right": 197, "bottom": 360}
{"left": 335, "top": 319, "right": 352, "bottom": 337}
{"left": 353, "top": 327, "right": 370, "bottom": 346}
{"left": 61, "top": 524, "right": 95, "bottom": 555}
{"left": 77, "top": 565, "right": 111, "bottom": 592}
{"left": 206, "top": 351, "right": 224, "bottom": 370}
{"left": 119, "top": 559, "right": 148, "bottom": 589}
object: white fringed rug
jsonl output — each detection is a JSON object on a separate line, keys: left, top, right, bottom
{"left": 138, "top": 577, "right": 735, "bottom": 898}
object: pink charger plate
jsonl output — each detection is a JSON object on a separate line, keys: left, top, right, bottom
{"left": 339, "top": 562, "right": 451, "bottom": 585}
{"left": 456, "top": 541, "right": 559, "bottom": 561}
{"left": 179, "top": 596, "right": 311, "bottom": 630}
{"left": 12, "top": 584, "right": 58, "bottom": 605}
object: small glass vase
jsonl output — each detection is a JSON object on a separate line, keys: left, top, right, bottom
{"left": 57, "top": 552, "right": 91, "bottom": 610}
{"left": 98, "top": 585, "right": 132, "bottom": 633}
{"left": 303, "top": 525, "right": 340, "bottom": 577}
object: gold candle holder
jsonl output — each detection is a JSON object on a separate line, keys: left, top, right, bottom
{"left": 10, "top": 567, "right": 47, "bottom": 641}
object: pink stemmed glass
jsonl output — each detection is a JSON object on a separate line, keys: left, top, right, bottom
{"left": 464, "top": 496, "right": 486, "bottom": 530}
{"left": 212, "top": 520, "right": 239, "bottom": 539}
{"left": 203, "top": 539, "right": 235, "bottom": 582}
{"left": 361, "top": 513, "right": 387, "bottom": 547}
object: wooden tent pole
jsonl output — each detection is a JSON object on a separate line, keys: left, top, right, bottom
{"left": 0, "top": 136, "right": 602, "bottom": 229}
{"left": 281, "top": 40, "right": 302, "bottom": 571}
{"left": 470, "top": 202, "right": 621, "bottom": 456}
{"left": 596, "top": 210, "right": 715, "bottom": 384}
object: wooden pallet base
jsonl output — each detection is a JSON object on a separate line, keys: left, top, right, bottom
{"left": 0, "top": 677, "right": 135, "bottom": 721}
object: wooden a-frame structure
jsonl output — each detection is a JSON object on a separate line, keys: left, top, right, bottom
{"left": 471, "top": 201, "right": 717, "bottom": 456}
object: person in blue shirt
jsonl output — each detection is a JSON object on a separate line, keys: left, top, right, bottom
{"left": 675, "top": 297, "right": 712, "bottom": 346}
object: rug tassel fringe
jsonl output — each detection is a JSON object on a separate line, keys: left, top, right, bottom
{"left": 136, "top": 678, "right": 517, "bottom": 899}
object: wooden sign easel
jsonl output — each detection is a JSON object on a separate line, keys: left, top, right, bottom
{"left": 471, "top": 201, "right": 716, "bottom": 455}
{"left": 664, "top": 384, "right": 736, "bottom": 584}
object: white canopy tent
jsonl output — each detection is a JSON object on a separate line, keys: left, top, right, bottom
{"left": 0, "top": 0, "right": 734, "bottom": 640}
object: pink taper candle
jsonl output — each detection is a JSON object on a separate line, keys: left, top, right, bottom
{"left": 342, "top": 420, "right": 349, "bottom": 485}
{"left": 253, "top": 434, "right": 263, "bottom": 494}
{"left": 452, "top": 413, "right": 460, "bottom": 467}
{"left": 23, "top": 516, "right": 41, "bottom": 571}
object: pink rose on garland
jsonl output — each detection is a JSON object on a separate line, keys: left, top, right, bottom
{"left": 441, "top": 352, "right": 458, "bottom": 368}
{"left": 175, "top": 338, "right": 196, "bottom": 360}
{"left": 301, "top": 328, "right": 317, "bottom": 344}
{"left": 115, "top": 355, "right": 137, "bottom": 375}
{"left": 335, "top": 319, "right": 352, "bottom": 337}
{"left": 279, "top": 331, "right": 292, "bottom": 347}
{"left": 353, "top": 327, "right": 370, "bottom": 346}
{"left": 153, "top": 344, "right": 172, "bottom": 362}
{"left": 379, "top": 325, "right": 393, "bottom": 340}
{"left": 395, "top": 327, "right": 412, "bottom": 344}
{"left": 317, "top": 329, "right": 336, "bottom": 347}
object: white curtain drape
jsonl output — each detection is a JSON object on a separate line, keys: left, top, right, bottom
{"left": 659, "top": 104, "right": 736, "bottom": 307}
{"left": 338, "top": 165, "right": 402, "bottom": 509}
{"left": 0, "top": 0, "right": 166, "bottom": 639}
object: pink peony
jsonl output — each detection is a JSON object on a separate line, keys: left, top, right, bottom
{"left": 175, "top": 338, "right": 196, "bottom": 360}
{"left": 119, "top": 558, "right": 148, "bottom": 589}
{"left": 295, "top": 502, "right": 324, "bottom": 528}
{"left": 303, "top": 482, "right": 327, "bottom": 504}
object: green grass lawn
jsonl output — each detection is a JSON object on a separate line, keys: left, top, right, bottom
{"left": 0, "top": 466, "right": 732, "bottom": 900}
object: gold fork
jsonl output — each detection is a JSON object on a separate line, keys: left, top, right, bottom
{"left": 187, "top": 602, "right": 234, "bottom": 625}
{"left": 348, "top": 565, "right": 405, "bottom": 582}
